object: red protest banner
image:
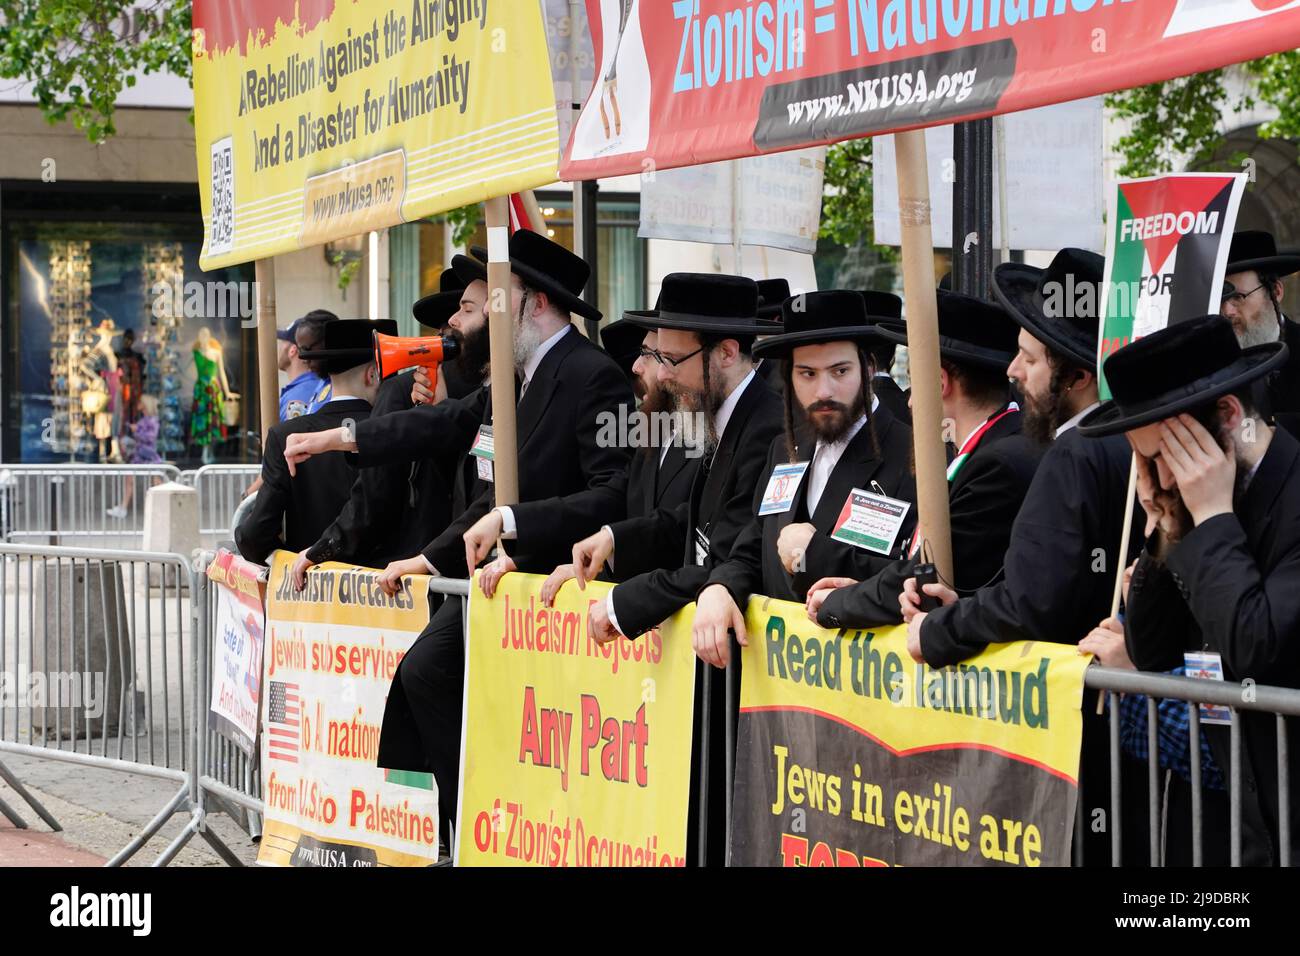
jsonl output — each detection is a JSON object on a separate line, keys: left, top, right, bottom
{"left": 561, "top": 0, "right": 1300, "bottom": 181}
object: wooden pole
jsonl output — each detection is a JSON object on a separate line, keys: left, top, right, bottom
{"left": 255, "top": 258, "right": 278, "bottom": 443}
{"left": 894, "top": 130, "right": 954, "bottom": 585}
{"left": 485, "top": 196, "right": 519, "bottom": 508}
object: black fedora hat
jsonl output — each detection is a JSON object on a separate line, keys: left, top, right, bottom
{"left": 412, "top": 268, "right": 469, "bottom": 331}
{"left": 600, "top": 315, "right": 652, "bottom": 380}
{"left": 1224, "top": 230, "right": 1300, "bottom": 280}
{"left": 1077, "top": 315, "right": 1288, "bottom": 438}
{"left": 624, "top": 273, "right": 778, "bottom": 336}
{"left": 509, "top": 230, "right": 601, "bottom": 322}
{"left": 861, "top": 290, "right": 903, "bottom": 324}
{"left": 875, "top": 290, "right": 1018, "bottom": 371}
{"left": 449, "top": 244, "right": 489, "bottom": 287}
{"left": 757, "top": 278, "right": 792, "bottom": 320}
{"left": 752, "top": 291, "right": 883, "bottom": 359}
{"left": 992, "top": 248, "right": 1104, "bottom": 368}
{"left": 299, "top": 319, "right": 398, "bottom": 375}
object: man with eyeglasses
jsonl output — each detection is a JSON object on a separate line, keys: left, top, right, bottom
{"left": 1220, "top": 230, "right": 1300, "bottom": 428}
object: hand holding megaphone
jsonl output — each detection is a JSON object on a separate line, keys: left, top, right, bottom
{"left": 374, "top": 332, "right": 461, "bottom": 401}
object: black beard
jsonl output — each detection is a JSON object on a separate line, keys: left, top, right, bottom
{"left": 1021, "top": 382, "right": 1063, "bottom": 446}
{"left": 640, "top": 383, "right": 674, "bottom": 417}
{"left": 804, "top": 391, "right": 867, "bottom": 444}
{"left": 447, "top": 323, "right": 490, "bottom": 379}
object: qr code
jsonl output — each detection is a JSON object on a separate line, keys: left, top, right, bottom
{"left": 209, "top": 136, "right": 235, "bottom": 256}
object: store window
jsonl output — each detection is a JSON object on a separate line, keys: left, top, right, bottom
{"left": 4, "top": 200, "right": 255, "bottom": 465}
{"left": 405, "top": 194, "right": 647, "bottom": 327}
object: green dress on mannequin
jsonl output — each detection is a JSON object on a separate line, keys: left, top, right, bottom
{"left": 190, "top": 336, "right": 227, "bottom": 461}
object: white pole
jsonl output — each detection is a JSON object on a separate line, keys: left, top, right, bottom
{"left": 367, "top": 230, "right": 380, "bottom": 319}
{"left": 995, "top": 116, "right": 1010, "bottom": 264}
{"left": 732, "top": 160, "right": 744, "bottom": 274}
{"left": 570, "top": 0, "right": 585, "bottom": 264}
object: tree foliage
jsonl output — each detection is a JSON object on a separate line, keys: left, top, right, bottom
{"left": 0, "top": 0, "right": 192, "bottom": 143}
{"left": 1105, "top": 54, "right": 1300, "bottom": 178}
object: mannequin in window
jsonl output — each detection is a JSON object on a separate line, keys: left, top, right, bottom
{"left": 191, "top": 327, "right": 232, "bottom": 464}
{"left": 90, "top": 318, "right": 122, "bottom": 462}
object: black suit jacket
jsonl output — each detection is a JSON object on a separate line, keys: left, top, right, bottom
{"left": 917, "top": 423, "right": 1143, "bottom": 667}
{"left": 1125, "top": 427, "right": 1300, "bottom": 866}
{"left": 608, "top": 372, "right": 784, "bottom": 637}
{"left": 626, "top": 442, "right": 697, "bottom": 518}
{"left": 235, "top": 398, "right": 373, "bottom": 565}
{"left": 873, "top": 374, "right": 912, "bottom": 425}
{"left": 304, "top": 374, "right": 481, "bottom": 567}
{"left": 708, "top": 405, "right": 917, "bottom": 606}
{"left": 422, "top": 326, "right": 633, "bottom": 576}
{"left": 818, "top": 409, "right": 1043, "bottom": 627}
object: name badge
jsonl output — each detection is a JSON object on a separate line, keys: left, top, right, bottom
{"left": 470, "top": 425, "right": 494, "bottom": 482}
{"left": 694, "top": 528, "right": 710, "bottom": 567}
{"left": 1184, "top": 651, "right": 1230, "bottom": 725}
{"left": 830, "top": 488, "right": 911, "bottom": 555}
{"left": 758, "top": 462, "right": 810, "bottom": 516}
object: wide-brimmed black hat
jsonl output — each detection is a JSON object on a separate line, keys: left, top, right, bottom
{"left": 752, "top": 291, "right": 883, "bottom": 359}
{"left": 875, "top": 290, "right": 1018, "bottom": 371}
{"left": 412, "top": 268, "right": 468, "bottom": 331}
{"left": 1224, "top": 230, "right": 1300, "bottom": 280}
{"left": 509, "top": 230, "right": 601, "bottom": 322}
{"left": 861, "top": 290, "right": 903, "bottom": 325}
{"left": 448, "top": 245, "right": 489, "bottom": 287}
{"left": 757, "top": 278, "right": 792, "bottom": 320}
{"left": 600, "top": 314, "right": 652, "bottom": 380}
{"left": 1077, "top": 314, "right": 1288, "bottom": 437}
{"left": 624, "top": 273, "right": 778, "bottom": 336}
{"left": 992, "top": 248, "right": 1104, "bottom": 368}
{"left": 299, "top": 319, "right": 398, "bottom": 375}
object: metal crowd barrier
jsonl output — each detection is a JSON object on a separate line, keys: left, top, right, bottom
{"left": 1, "top": 540, "right": 1294, "bottom": 868}
{"left": 181, "top": 466, "right": 261, "bottom": 540}
{"left": 0, "top": 464, "right": 181, "bottom": 550}
{"left": 0, "top": 543, "right": 241, "bottom": 866}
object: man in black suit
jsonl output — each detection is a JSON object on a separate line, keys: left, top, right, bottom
{"left": 1219, "top": 230, "right": 1300, "bottom": 419}
{"left": 288, "top": 261, "right": 490, "bottom": 582}
{"left": 860, "top": 290, "right": 912, "bottom": 425}
{"left": 1081, "top": 315, "right": 1298, "bottom": 866}
{"left": 803, "top": 289, "right": 1042, "bottom": 629}
{"left": 235, "top": 319, "right": 395, "bottom": 565}
{"left": 334, "top": 231, "right": 631, "bottom": 848}
{"left": 690, "top": 291, "right": 919, "bottom": 663}
{"left": 566, "top": 273, "right": 784, "bottom": 642}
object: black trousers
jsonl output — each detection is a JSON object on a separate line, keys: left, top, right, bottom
{"left": 396, "top": 596, "right": 466, "bottom": 850}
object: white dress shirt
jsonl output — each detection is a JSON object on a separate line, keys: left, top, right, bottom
{"left": 1055, "top": 401, "right": 1100, "bottom": 439}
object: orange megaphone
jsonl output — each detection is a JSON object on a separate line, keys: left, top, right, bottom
{"left": 374, "top": 333, "right": 462, "bottom": 395}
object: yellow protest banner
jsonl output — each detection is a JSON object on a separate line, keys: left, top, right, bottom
{"left": 457, "top": 572, "right": 695, "bottom": 867}
{"left": 258, "top": 552, "right": 438, "bottom": 867}
{"left": 192, "top": 0, "right": 560, "bottom": 269}
{"left": 692, "top": 595, "right": 1089, "bottom": 867}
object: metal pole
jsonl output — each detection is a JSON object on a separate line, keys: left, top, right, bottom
{"left": 951, "top": 119, "right": 993, "bottom": 298}
{"left": 732, "top": 160, "right": 744, "bottom": 275}
{"left": 255, "top": 259, "right": 278, "bottom": 442}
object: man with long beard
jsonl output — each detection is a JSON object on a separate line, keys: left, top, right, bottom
{"left": 1079, "top": 314, "right": 1298, "bottom": 866}
{"left": 900, "top": 248, "right": 1141, "bottom": 665}
{"left": 688, "top": 290, "right": 918, "bottom": 665}
{"left": 284, "top": 252, "right": 492, "bottom": 582}
{"left": 798, "top": 288, "right": 1040, "bottom": 631}
{"left": 1219, "top": 230, "right": 1300, "bottom": 428}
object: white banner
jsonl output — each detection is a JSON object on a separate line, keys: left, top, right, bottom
{"left": 873, "top": 98, "right": 1105, "bottom": 253}
{"left": 639, "top": 148, "right": 828, "bottom": 254}
{"left": 207, "top": 549, "right": 266, "bottom": 756}
{"left": 257, "top": 552, "right": 439, "bottom": 868}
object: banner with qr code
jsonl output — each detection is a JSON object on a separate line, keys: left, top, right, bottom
{"left": 257, "top": 552, "right": 438, "bottom": 867}
{"left": 192, "top": 1, "right": 561, "bottom": 269}
{"left": 561, "top": 0, "right": 1300, "bottom": 183}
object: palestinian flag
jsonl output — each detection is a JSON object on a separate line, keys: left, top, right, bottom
{"left": 1097, "top": 173, "right": 1246, "bottom": 399}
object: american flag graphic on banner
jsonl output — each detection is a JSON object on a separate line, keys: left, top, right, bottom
{"left": 268, "top": 680, "right": 300, "bottom": 763}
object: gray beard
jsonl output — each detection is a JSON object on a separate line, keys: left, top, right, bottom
{"left": 513, "top": 315, "right": 546, "bottom": 373}
{"left": 1236, "top": 316, "right": 1282, "bottom": 349}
